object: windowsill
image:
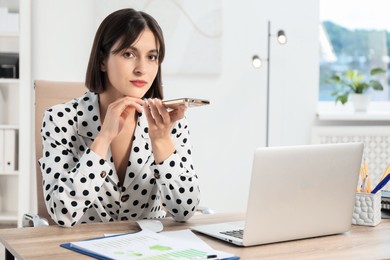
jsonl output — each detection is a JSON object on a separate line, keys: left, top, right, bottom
{"left": 317, "top": 101, "right": 390, "bottom": 121}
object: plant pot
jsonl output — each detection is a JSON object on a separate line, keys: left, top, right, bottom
{"left": 350, "top": 94, "right": 370, "bottom": 112}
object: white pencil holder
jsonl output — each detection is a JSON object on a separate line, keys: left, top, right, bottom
{"left": 352, "top": 192, "right": 381, "bottom": 226}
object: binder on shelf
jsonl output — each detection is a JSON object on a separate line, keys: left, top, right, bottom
{"left": 0, "top": 7, "right": 7, "bottom": 33}
{"left": 0, "top": 7, "right": 19, "bottom": 34}
{"left": 0, "top": 89, "right": 5, "bottom": 124}
{"left": 0, "top": 129, "right": 4, "bottom": 172}
{"left": 0, "top": 53, "right": 19, "bottom": 79}
{"left": 3, "top": 129, "right": 16, "bottom": 172}
{"left": 5, "top": 12, "right": 19, "bottom": 33}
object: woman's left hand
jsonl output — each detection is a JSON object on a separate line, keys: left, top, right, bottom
{"left": 143, "top": 98, "right": 186, "bottom": 163}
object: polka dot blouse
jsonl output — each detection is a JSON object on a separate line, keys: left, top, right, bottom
{"left": 38, "top": 91, "right": 200, "bottom": 227}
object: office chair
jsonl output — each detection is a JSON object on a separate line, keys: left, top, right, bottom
{"left": 24, "top": 80, "right": 212, "bottom": 227}
{"left": 22, "top": 80, "right": 87, "bottom": 227}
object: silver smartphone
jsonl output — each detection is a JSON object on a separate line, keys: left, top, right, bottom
{"left": 163, "top": 98, "right": 210, "bottom": 109}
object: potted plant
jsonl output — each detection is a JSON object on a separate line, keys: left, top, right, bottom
{"left": 329, "top": 67, "right": 386, "bottom": 112}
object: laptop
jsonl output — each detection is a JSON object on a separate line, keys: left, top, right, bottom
{"left": 191, "top": 143, "right": 364, "bottom": 246}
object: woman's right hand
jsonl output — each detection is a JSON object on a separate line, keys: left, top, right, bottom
{"left": 91, "top": 96, "right": 144, "bottom": 158}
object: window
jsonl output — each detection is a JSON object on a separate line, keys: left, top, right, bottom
{"left": 319, "top": 0, "right": 390, "bottom": 102}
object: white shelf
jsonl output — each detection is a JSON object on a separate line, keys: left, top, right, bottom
{"left": 317, "top": 111, "right": 390, "bottom": 121}
{"left": 0, "top": 212, "right": 18, "bottom": 222}
{"left": 0, "top": 171, "right": 18, "bottom": 176}
{"left": 0, "top": 0, "right": 29, "bottom": 227}
{"left": 317, "top": 101, "right": 390, "bottom": 121}
{"left": 0, "top": 32, "right": 19, "bottom": 38}
{"left": 0, "top": 78, "right": 19, "bottom": 85}
{"left": 0, "top": 124, "right": 18, "bottom": 129}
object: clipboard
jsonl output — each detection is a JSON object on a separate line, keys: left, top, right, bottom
{"left": 60, "top": 230, "right": 239, "bottom": 260}
{"left": 61, "top": 242, "right": 111, "bottom": 260}
{"left": 60, "top": 233, "right": 126, "bottom": 260}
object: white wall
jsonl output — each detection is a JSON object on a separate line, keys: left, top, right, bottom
{"left": 267, "top": 1, "right": 319, "bottom": 146}
{"left": 32, "top": 0, "right": 96, "bottom": 81}
{"left": 31, "top": 0, "right": 319, "bottom": 213}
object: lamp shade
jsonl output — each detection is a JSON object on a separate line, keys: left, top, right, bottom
{"left": 277, "top": 30, "right": 287, "bottom": 44}
{"left": 252, "top": 55, "right": 262, "bottom": 68}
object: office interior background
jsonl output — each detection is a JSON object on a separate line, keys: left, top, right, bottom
{"left": 1, "top": 0, "right": 389, "bottom": 226}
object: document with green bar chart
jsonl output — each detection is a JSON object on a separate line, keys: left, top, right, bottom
{"left": 66, "top": 229, "right": 235, "bottom": 259}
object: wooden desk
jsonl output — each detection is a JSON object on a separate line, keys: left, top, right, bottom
{"left": 0, "top": 213, "right": 390, "bottom": 259}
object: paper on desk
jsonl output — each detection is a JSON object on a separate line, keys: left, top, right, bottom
{"left": 105, "top": 230, "right": 211, "bottom": 251}
{"left": 161, "top": 230, "right": 213, "bottom": 250}
{"left": 162, "top": 230, "right": 235, "bottom": 259}
{"left": 72, "top": 229, "right": 235, "bottom": 259}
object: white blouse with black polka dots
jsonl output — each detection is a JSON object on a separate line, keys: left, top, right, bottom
{"left": 39, "top": 91, "right": 200, "bottom": 227}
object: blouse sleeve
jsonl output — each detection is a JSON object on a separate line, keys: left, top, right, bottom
{"left": 150, "top": 118, "right": 201, "bottom": 221}
{"left": 38, "top": 105, "right": 111, "bottom": 227}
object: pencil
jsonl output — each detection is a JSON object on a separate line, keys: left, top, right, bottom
{"left": 380, "top": 164, "right": 390, "bottom": 181}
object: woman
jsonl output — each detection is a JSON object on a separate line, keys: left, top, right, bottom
{"left": 39, "top": 8, "right": 200, "bottom": 227}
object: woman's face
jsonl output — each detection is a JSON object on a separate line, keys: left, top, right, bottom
{"left": 102, "top": 28, "right": 159, "bottom": 99}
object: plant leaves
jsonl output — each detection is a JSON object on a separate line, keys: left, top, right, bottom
{"left": 347, "top": 83, "right": 357, "bottom": 92}
{"left": 336, "top": 93, "right": 349, "bottom": 104}
{"left": 328, "top": 75, "right": 341, "bottom": 83}
{"left": 369, "top": 80, "right": 384, "bottom": 90}
{"left": 346, "top": 69, "right": 358, "bottom": 80}
{"left": 328, "top": 67, "right": 386, "bottom": 104}
{"left": 355, "top": 82, "right": 368, "bottom": 94}
{"left": 370, "top": 67, "right": 386, "bottom": 76}
{"left": 331, "top": 90, "right": 339, "bottom": 96}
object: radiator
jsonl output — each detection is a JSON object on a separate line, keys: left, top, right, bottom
{"left": 311, "top": 126, "right": 390, "bottom": 191}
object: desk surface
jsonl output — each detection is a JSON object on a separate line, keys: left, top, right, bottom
{"left": 1, "top": 213, "right": 390, "bottom": 259}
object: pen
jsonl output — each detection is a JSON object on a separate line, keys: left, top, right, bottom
{"left": 371, "top": 174, "right": 390, "bottom": 194}
{"left": 191, "top": 255, "right": 219, "bottom": 260}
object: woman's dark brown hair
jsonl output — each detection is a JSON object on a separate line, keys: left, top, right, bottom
{"left": 85, "top": 8, "right": 165, "bottom": 99}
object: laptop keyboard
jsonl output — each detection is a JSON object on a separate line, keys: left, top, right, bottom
{"left": 220, "top": 229, "right": 244, "bottom": 239}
